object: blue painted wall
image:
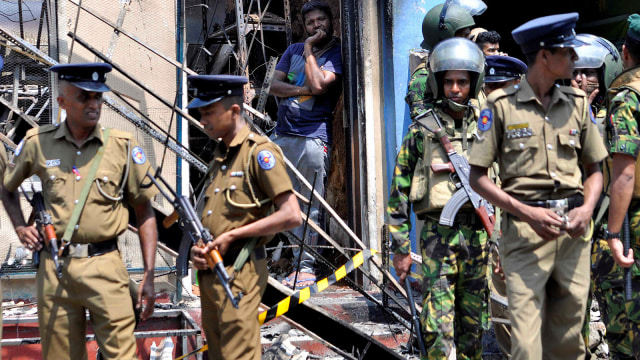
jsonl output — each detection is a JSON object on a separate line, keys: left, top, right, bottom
{"left": 382, "top": 0, "right": 440, "bottom": 275}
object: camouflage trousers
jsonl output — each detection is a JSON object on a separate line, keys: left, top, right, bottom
{"left": 420, "top": 219, "right": 490, "bottom": 360}
{"left": 590, "top": 237, "right": 635, "bottom": 359}
{"left": 588, "top": 200, "right": 640, "bottom": 359}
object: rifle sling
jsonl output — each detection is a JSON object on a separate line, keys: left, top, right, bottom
{"left": 61, "top": 128, "right": 111, "bottom": 244}
{"left": 233, "top": 237, "right": 259, "bottom": 273}
{"left": 594, "top": 194, "right": 609, "bottom": 227}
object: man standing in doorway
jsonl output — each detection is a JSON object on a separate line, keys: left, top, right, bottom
{"left": 269, "top": 0, "right": 342, "bottom": 288}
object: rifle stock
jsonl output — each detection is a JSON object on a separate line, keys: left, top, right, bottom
{"left": 163, "top": 211, "right": 179, "bottom": 229}
{"left": 475, "top": 206, "right": 495, "bottom": 238}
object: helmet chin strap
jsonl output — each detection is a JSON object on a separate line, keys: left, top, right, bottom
{"left": 441, "top": 97, "right": 473, "bottom": 150}
{"left": 443, "top": 97, "right": 470, "bottom": 113}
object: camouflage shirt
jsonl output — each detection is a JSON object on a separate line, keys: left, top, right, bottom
{"left": 387, "top": 105, "right": 478, "bottom": 254}
{"left": 607, "top": 89, "right": 640, "bottom": 158}
{"left": 387, "top": 125, "right": 424, "bottom": 254}
{"left": 405, "top": 66, "right": 436, "bottom": 119}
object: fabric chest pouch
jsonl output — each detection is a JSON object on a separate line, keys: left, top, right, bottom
{"left": 556, "top": 133, "right": 581, "bottom": 175}
{"left": 43, "top": 168, "right": 68, "bottom": 203}
{"left": 503, "top": 137, "right": 539, "bottom": 177}
{"left": 411, "top": 135, "right": 463, "bottom": 215}
{"left": 223, "top": 177, "right": 255, "bottom": 217}
{"left": 93, "top": 170, "right": 123, "bottom": 203}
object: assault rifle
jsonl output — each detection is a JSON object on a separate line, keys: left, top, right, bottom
{"left": 414, "top": 109, "right": 496, "bottom": 237}
{"left": 20, "top": 185, "right": 61, "bottom": 277}
{"left": 405, "top": 278, "right": 426, "bottom": 356}
{"left": 146, "top": 172, "right": 242, "bottom": 309}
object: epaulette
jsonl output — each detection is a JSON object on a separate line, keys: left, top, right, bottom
{"left": 410, "top": 63, "right": 429, "bottom": 78}
{"left": 24, "top": 124, "right": 57, "bottom": 140}
{"left": 248, "top": 131, "right": 269, "bottom": 146}
{"left": 612, "top": 88, "right": 631, "bottom": 102}
{"left": 485, "top": 85, "right": 519, "bottom": 104}
{"left": 558, "top": 85, "right": 587, "bottom": 98}
{"left": 106, "top": 127, "right": 133, "bottom": 140}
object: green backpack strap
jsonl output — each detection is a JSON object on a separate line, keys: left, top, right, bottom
{"left": 61, "top": 128, "right": 111, "bottom": 244}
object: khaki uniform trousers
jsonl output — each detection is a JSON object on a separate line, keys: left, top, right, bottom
{"left": 38, "top": 251, "right": 137, "bottom": 360}
{"left": 490, "top": 246, "right": 511, "bottom": 358}
{"left": 200, "top": 254, "right": 268, "bottom": 360}
{"left": 501, "top": 215, "right": 590, "bottom": 360}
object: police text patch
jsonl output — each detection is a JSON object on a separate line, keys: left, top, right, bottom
{"left": 131, "top": 146, "right": 147, "bottom": 164}
{"left": 478, "top": 109, "right": 493, "bottom": 132}
{"left": 257, "top": 150, "right": 276, "bottom": 170}
{"left": 46, "top": 159, "right": 61, "bottom": 167}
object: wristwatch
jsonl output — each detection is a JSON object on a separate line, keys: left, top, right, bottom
{"left": 605, "top": 229, "right": 621, "bottom": 240}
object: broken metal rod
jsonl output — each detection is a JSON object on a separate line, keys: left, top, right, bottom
{"left": 66, "top": 32, "right": 206, "bottom": 136}
{"left": 68, "top": 0, "right": 198, "bottom": 76}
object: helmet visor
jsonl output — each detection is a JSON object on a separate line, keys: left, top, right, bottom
{"left": 449, "top": 0, "right": 487, "bottom": 16}
{"left": 430, "top": 38, "right": 485, "bottom": 74}
{"left": 574, "top": 44, "right": 608, "bottom": 69}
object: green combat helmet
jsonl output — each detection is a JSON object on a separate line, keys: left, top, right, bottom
{"left": 427, "top": 37, "right": 485, "bottom": 112}
{"left": 574, "top": 33, "right": 623, "bottom": 93}
{"left": 420, "top": 0, "right": 486, "bottom": 50}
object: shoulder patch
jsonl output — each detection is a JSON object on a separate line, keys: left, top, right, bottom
{"left": 478, "top": 109, "right": 493, "bottom": 132}
{"left": 13, "top": 139, "right": 24, "bottom": 157}
{"left": 131, "top": 146, "right": 147, "bottom": 164}
{"left": 257, "top": 149, "right": 276, "bottom": 170}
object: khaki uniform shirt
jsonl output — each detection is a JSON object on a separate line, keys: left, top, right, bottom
{"left": 201, "top": 125, "right": 293, "bottom": 249}
{"left": 4, "top": 123, "right": 157, "bottom": 243}
{"left": 469, "top": 78, "right": 608, "bottom": 201}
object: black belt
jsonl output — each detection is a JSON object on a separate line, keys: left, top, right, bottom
{"left": 521, "top": 194, "right": 584, "bottom": 210}
{"left": 61, "top": 238, "right": 118, "bottom": 258}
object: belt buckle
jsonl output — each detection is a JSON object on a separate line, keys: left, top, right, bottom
{"left": 548, "top": 199, "right": 569, "bottom": 226}
{"left": 68, "top": 243, "right": 89, "bottom": 258}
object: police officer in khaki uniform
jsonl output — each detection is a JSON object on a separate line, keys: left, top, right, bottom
{"left": 2, "top": 63, "right": 158, "bottom": 359}
{"left": 468, "top": 14, "right": 608, "bottom": 359}
{"left": 187, "top": 75, "right": 301, "bottom": 360}
{"left": 482, "top": 54, "right": 527, "bottom": 360}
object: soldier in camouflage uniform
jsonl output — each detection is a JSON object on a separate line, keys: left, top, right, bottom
{"left": 570, "top": 33, "right": 627, "bottom": 358}
{"left": 405, "top": 0, "right": 485, "bottom": 119}
{"left": 604, "top": 14, "right": 640, "bottom": 359}
{"left": 389, "top": 38, "right": 489, "bottom": 359}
